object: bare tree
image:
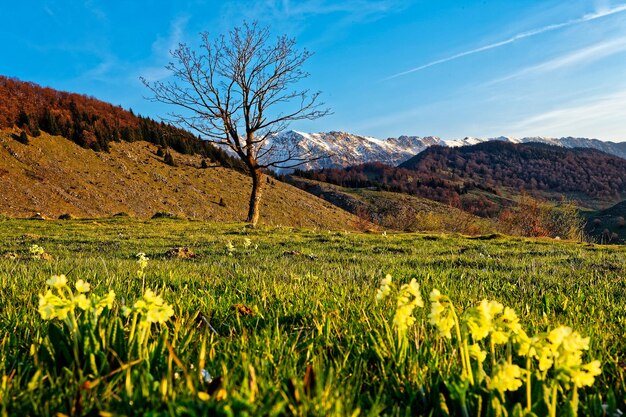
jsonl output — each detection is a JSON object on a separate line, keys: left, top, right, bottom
{"left": 142, "top": 22, "right": 330, "bottom": 226}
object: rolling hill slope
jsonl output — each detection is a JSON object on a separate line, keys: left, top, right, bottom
{"left": 294, "top": 141, "right": 626, "bottom": 217}
{"left": 287, "top": 176, "right": 495, "bottom": 233}
{"left": 0, "top": 129, "right": 357, "bottom": 228}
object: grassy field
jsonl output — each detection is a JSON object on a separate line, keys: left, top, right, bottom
{"left": 0, "top": 217, "right": 624, "bottom": 416}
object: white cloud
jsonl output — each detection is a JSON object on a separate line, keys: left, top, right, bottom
{"left": 385, "top": 2, "right": 626, "bottom": 80}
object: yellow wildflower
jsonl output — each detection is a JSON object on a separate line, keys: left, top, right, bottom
{"left": 392, "top": 279, "right": 423, "bottom": 332}
{"left": 403, "top": 279, "right": 423, "bottom": 306}
{"left": 46, "top": 274, "right": 67, "bottom": 289}
{"left": 500, "top": 307, "right": 522, "bottom": 334}
{"left": 547, "top": 326, "right": 573, "bottom": 347}
{"left": 136, "top": 252, "right": 148, "bottom": 270}
{"left": 38, "top": 290, "right": 60, "bottom": 320}
{"left": 537, "top": 344, "right": 555, "bottom": 372}
{"left": 129, "top": 289, "right": 175, "bottom": 324}
{"left": 146, "top": 303, "right": 175, "bottom": 324}
{"left": 489, "top": 363, "right": 523, "bottom": 392}
{"left": 517, "top": 331, "right": 542, "bottom": 358}
{"left": 468, "top": 343, "right": 487, "bottom": 363}
{"left": 375, "top": 274, "right": 393, "bottom": 302}
{"left": 95, "top": 290, "right": 116, "bottom": 313}
{"left": 141, "top": 290, "right": 162, "bottom": 307}
{"left": 38, "top": 290, "right": 73, "bottom": 320}
{"left": 465, "top": 300, "right": 522, "bottom": 345}
{"left": 74, "top": 294, "right": 91, "bottom": 310}
{"left": 29, "top": 244, "right": 45, "bottom": 256}
{"left": 393, "top": 305, "right": 416, "bottom": 332}
{"left": 104, "top": 290, "right": 115, "bottom": 308}
{"left": 570, "top": 360, "right": 602, "bottom": 387}
{"left": 75, "top": 279, "right": 91, "bottom": 293}
{"left": 464, "top": 299, "right": 498, "bottom": 341}
{"left": 428, "top": 289, "right": 455, "bottom": 339}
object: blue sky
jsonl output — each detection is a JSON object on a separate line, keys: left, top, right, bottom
{"left": 3, "top": 0, "right": 626, "bottom": 141}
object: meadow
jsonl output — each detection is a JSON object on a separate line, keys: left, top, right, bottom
{"left": 0, "top": 217, "right": 624, "bottom": 416}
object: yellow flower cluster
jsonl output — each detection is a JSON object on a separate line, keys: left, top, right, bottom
{"left": 374, "top": 281, "right": 603, "bottom": 412}
{"left": 375, "top": 274, "right": 393, "bottom": 301}
{"left": 392, "top": 279, "right": 424, "bottom": 333}
{"left": 226, "top": 241, "right": 235, "bottom": 255}
{"left": 29, "top": 244, "right": 45, "bottom": 257}
{"left": 489, "top": 363, "right": 524, "bottom": 393}
{"left": 464, "top": 299, "right": 522, "bottom": 344}
{"left": 126, "top": 289, "right": 175, "bottom": 325}
{"left": 136, "top": 252, "right": 148, "bottom": 278}
{"left": 428, "top": 289, "right": 456, "bottom": 339}
{"left": 38, "top": 275, "right": 115, "bottom": 320}
{"left": 518, "top": 326, "right": 601, "bottom": 387}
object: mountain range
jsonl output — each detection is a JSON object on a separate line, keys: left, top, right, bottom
{"left": 268, "top": 130, "right": 626, "bottom": 172}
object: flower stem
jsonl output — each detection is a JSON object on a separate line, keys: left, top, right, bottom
{"left": 452, "top": 305, "right": 474, "bottom": 385}
{"left": 571, "top": 383, "right": 579, "bottom": 417}
{"left": 526, "top": 357, "right": 532, "bottom": 412}
{"left": 549, "top": 382, "right": 558, "bottom": 417}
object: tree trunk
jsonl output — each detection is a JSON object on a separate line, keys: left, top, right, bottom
{"left": 246, "top": 169, "right": 264, "bottom": 227}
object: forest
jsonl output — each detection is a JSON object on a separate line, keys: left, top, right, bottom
{"left": 0, "top": 76, "right": 244, "bottom": 169}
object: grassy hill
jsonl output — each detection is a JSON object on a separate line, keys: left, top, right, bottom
{"left": 287, "top": 176, "right": 496, "bottom": 233}
{"left": 587, "top": 199, "right": 626, "bottom": 243}
{"left": 0, "top": 129, "right": 357, "bottom": 229}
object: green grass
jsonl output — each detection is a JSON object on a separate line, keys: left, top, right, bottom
{"left": 0, "top": 218, "right": 624, "bottom": 416}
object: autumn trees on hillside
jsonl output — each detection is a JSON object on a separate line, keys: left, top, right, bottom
{"left": 295, "top": 141, "right": 626, "bottom": 217}
{"left": 0, "top": 76, "right": 241, "bottom": 167}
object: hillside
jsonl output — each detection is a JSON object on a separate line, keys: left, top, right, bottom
{"left": 587, "top": 199, "right": 626, "bottom": 243}
{"left": 287, "top": 176, "right": 495, "bottom": 234}
{"left": 0, "top": 76, "right": 243, "bottom": 169}
{"left": 446, "top": 136, "right": 626, "bottom": 159}
{"left": 0, "top": 129, "right": 357, "bottom": 228}
{"left": 400, "top": 141, "right": 626, "bottom": 202}
{"left": 295, "top": 142, "right": 626, "bottom": 216}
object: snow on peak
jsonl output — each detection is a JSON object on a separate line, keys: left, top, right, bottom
{"left": 258, "top": 131, "right": 626, "bottom": 173}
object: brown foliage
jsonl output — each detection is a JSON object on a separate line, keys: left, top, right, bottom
{"left": 497, "top": 195, "right": 585, "bottom": 240}
{"left": 295, "top": 141, "right": 626, "bottom": 217}
{"left": 0, "top": 76, "right": 243, "bottom": 168}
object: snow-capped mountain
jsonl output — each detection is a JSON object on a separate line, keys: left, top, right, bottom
{"left": 443, "top": 136, "right": 626, "bottom": 159}
{"left": 264, "top": 131, "right": 443, "bottom": 173}
{"left": 263, "top": 131, "right": 626, "bottom": 172}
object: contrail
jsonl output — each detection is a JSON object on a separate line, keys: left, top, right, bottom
{"left": 385, "top": 3, "right": 626, "bottom": 80}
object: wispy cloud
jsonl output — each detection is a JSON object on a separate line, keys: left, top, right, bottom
{"left": 508, "top": 89, "right": 626, "bottom": 139}
{"left": 385, "top": 2, "right": 626, "bottom": 80}
{"left": 133, "top": 15, "right": 190, "bottom": 83}
{"left": 486, "top": 36, "right": 626, "bottom": 85}
{"left": 221, "top": 0, "right": 400, "bottom": 22}
{"left": 216, "top": 0, "right": 404, "bottom": 39}
{"left": 84, "top": 0, "right": 107, "bottom": 22}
